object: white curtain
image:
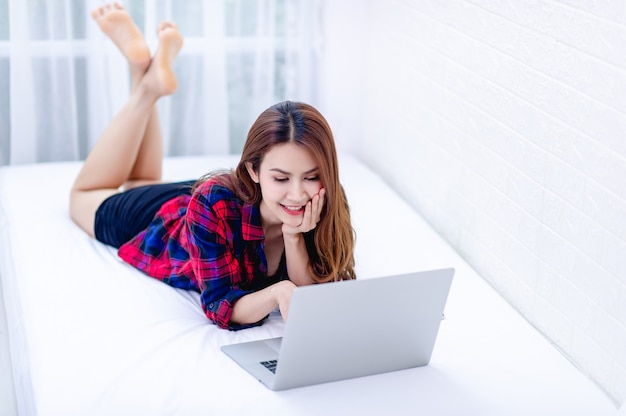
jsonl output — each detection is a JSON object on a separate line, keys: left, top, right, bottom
{"left": 0, "top": 0, "right": 319, "bottom": 166}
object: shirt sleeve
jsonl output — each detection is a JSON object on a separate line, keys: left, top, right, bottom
{"left": 185, "top": 184, "right": 263, "bottom": 330}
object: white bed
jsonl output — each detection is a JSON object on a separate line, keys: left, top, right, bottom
{"left": 0, "top": 155, "right": 619, "bottom": 415}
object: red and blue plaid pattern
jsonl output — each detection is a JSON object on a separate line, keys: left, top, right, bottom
{"left": 118, "top": 179, "right": 282, "bottom": 330}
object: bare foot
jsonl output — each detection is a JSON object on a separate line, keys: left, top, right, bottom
{"left": 141, "top": 21, "right": 184, "bottom": 96}
{"left": 92, "top": 2, "right": 151, "bottom": 79}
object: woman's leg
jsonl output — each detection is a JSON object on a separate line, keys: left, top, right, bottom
{"left": 125, "top": 20, "right": 185, "bottom": 188}
{"left": 90, "top": 2, "right": 159, "bottom": 190}
{"left": 70, "top": 3, "right": 183, "bottom": 237}
{"left": 126, "top": 21, "right": 166, "bottom": 190}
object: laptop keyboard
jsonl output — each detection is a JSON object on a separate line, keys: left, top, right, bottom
{"left": 260, "top": 360, "right": 278, "bottom": 374}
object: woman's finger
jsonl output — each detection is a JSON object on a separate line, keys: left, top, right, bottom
{"left": 302, "top": 200, "right": 313, "bottom": 231}
{"left": 315, "top": 189, "right": 325, "bottom": 222}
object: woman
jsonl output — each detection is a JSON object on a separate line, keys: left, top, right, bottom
{"left": 70, "top": 3, "right": 355, "bottom": 330}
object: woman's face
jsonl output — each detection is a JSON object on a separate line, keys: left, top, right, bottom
{"left": 247, "top": 142, "right": 323, "bottom": 229}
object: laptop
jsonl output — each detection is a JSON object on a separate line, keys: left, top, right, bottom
{"left": 221, "top": 267, "right": 454, "bottom": 390}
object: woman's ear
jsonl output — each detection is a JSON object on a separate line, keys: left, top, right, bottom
{"left": 246, "top": 162, "right": 260, "bottom": 183}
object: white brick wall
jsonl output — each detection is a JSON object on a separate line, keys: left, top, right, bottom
{"left": 320, "top": 0, "right": 626, "bottom": 406}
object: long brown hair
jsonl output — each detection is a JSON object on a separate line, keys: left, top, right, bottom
{"left": 198, "top": 101, "right": 356, "bottom": 282}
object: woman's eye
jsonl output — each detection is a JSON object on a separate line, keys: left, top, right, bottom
{"left": 305, "top": 176, "right": 320, "bottom": 182}
{"left": 274, "top": 177, "right": 288, "bottom": 183}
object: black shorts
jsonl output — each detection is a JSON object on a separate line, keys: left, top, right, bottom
{"left": 94, "top": 180, "right": 196, "bottom": 248}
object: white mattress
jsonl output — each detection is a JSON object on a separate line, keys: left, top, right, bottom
{"left": 0, "top": 155, "right": 619, "bottom": 415}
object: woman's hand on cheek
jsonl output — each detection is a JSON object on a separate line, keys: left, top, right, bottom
{"left": 282, "top": 188, "right": 325, "bottom": 237}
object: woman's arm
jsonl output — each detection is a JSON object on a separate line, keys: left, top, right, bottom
{"left": 283, "top": 233, "right": 316, "bottom": 286}
{"left": 230, "top": 280, "right": 296, "bottom": 324}
{"left": 187, "top": 183, "right": 275, "bottom": 329}
{"left": 237, "top": 188, "right": 323, "bottom": 323}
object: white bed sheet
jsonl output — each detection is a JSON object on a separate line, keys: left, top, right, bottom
{"left": 0, "top": 155, "right": 619, "bottom": 415}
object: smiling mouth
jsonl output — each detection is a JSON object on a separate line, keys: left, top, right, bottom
{"left": 281, "top": 204, "right": 304, "bottom": 215}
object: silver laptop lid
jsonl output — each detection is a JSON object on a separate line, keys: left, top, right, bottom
{"left": 272, "top": 268, "right": 454, "bottom": 390}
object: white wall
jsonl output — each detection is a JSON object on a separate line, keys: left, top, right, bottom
{"left": 321, "top": 0, "right": 626, "bottom": 406}
{"left": 315, "top": 1, "right": 367, "bottom": 153}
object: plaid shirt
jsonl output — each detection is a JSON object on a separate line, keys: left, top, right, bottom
{"left": 118, "top": 179, "right": 285, "bottom": 330}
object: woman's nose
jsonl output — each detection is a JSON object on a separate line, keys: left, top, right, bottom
{"left": 288, "top": 181, "right": 306, "bottom": 201}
